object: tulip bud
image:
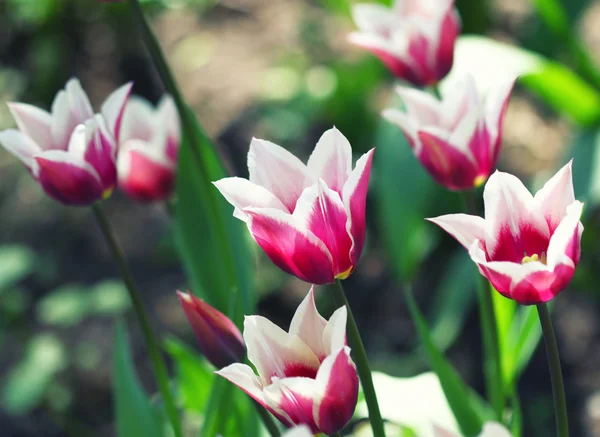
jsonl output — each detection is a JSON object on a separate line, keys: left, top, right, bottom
{"left": 0, "top": 78, "right": 132, "bottom": 205}
{"left": 177, "top": 291, "right": 246, "bottom": 368}
{"left": 349, "top": 0, "right": 460, "bottom": 87}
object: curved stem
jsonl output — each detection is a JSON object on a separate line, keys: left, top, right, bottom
{"left": 537, "top": 303, "right": 569, "bottom": 437}
{"left": 91, "top": 204, "right": 183, "bottom": 437}
{"left": 253, "top": 402, "right": 281, "bottom": 437}
{"left": 460, "top": 191, "right": 504, "bottom": 419}
{"left": 330, "top": 280, "right": 386, "bottom": 437}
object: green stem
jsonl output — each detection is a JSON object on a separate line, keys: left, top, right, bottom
{"left": 460, "top": 191, "right": 504, "bottom": 420}
{"left": 537, "top": 303, "right": 569, "bottom": 437}
{"left": 91, "top": 204, "right": 183, "bottom": 437}
{"left": 331, "top": 433, "right": 343, "bottom": 437}
{"left": 253, "top": 402, "right": 281, "bottom": 437}
{"left": 330, "top": 280, "right": 386, "bottom": 437}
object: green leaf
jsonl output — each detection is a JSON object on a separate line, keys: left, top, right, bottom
{"left": 569, "top": 129, "right": 600, "bottom": 205}
{"left": 375, "top": 118, "right": 440, "bottom": 282}
{"left": 175, "top": 109, "right": 255, "bottom": 320}
{"left": 0, "top": 245, "right": 35, "bottom": 292}
{"left": 446, "top": 36, "right": 600, "bottom": 126}
{"left": 1, "top": 334, "right": 67, "bottom": 414}
{"left": 404, "top": 288, "right": 484, "bottom": 437}
{"left": 163, "top": 337, "right": 214, "bottom": 414}
{"left": 113, "top": 321, "right": 164, "bottom": 437}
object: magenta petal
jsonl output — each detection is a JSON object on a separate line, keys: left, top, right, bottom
{"left": 118, "top": 148, "right": 174, "bottom": 202}
{"left": 315, "top": 348, "right": 358, "bottom": 435}
{"left": 294, "top": 182, "right": 353, "bottom": 278}
{"left": 342, "top": 149, "right": 374, "bottom": 266}
{"left": 245, "top": 208, "right": 334, "bottom": 284}
{"left": 35, "top": 155, "right": 103, "bottom": 205}
{"left": 84, "top": 123, "right": 117, "bottom": 192}
{"left": 407, "top": 33, "right": 434, "bottom": 86}
{"left": 276, "top": 383, "right": 319, "bottom": 434}
{"left": 417, "top": 131, "right": 479, "bottom": 190}
{"left": 362, "top": 46, "right": 423, "bottom": 86}
{"left": 509, "top": 266, "right": 574, "bottom": 305}
{"left": 434, "top": 8, "right": 460, "bottom": 81}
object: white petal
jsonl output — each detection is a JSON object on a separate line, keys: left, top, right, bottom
{"left": 157, "top": 94, "right": 180, "bottom": 144}
{"left": 247, "top": 138, "right": 311, "bottom": 212}
{"left": 533, "top": 161, "right": 575, "bottom": 232}
{"left": 307, "top": 127, "right": 353, "bottom": 193}
{"left": 427, "top": 213, "right": 486, "bottom": 250}
{"left": 432, "top": 424, "right": 459, "bottom": 437}
{"left": 546, "top": 201, "right": 584, "bottom": 269}
{"left": 381, "top": 109, "right": 420, "bottom": 149}
{"left": 288, "top": 287, "right": 329, "bottom": 358}
{"left": 351, "top": 3, "right": 397, "bottom": 33}
{"left": 7, "top": 103, "right": 53, "bottom": 150}
{"left": 479, "top": 422, "right": 513, "bottom": 437}
{"left": 282, "top": 426, "right": 313, "bottom": 437}
{"left": 448, "top": 104, "right": 480, "bottom": 156}
{"left": 322, "top": 306, "right": 347, "bottom": 354}
{"left": 395, "top": 87, "right": 441, "bottom": 126}
{"left": 65, "top": 78, "right": 94, "bottom": 122}
{"left": 0, "top": 129, "right": 41, "bottom": 168}
{"left": 484, "top": 76, "right": 516, "bottom": 145}
{"left": 244, "top": 315, "right": 320, "bottom": 386}
{"left": 214, "top": 177, "right": 289, "bottom": 221}
{"left": 483, "top": 170, "right": 549, "bottom": 257}
{"left": 50, "top": 90, "right": 82, "bottom": 151}
{"left": 101, "top": 82, "right": 133, "bottom": 139}
{"left": 119, "top": 96, "right": 155, "bottom": 142}
{"left": 215, "top": 363, "right": 267, "bottom": 403}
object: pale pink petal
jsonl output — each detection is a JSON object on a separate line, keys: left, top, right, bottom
{"left": 8, "top": 103, "right": 53, "bottom": 150}
{"left": 427, "top": 213, "right": 486, "bottom": 250}
{"left": 381, "top": 108, "right": 420, "bottom": 150}
{"left": 483, "top": 171, "right": 549, "bottom": 262}
{"left": 282, "top": 426, "right": 313, "bottom": 437}
{"left": 342, "top": 148, "right": 375, "bottom": 265}
{"left": 65, "top": 78, "right": 94, "bottom": 122}
{"left": 216, "top": 363, "right": 268, "bottom": 406}
{"left": 245, "top": 207, "right": 335, "bottom": 284}
{"left": 101, "top": 82, "right": 134, "bottom": 140}
{"left": 289, "top": 287, "right": 328, "bottom": 360}
{"left": 0, "top": 129, "right": 41, "bottom": 169}
{"left": 546, "top": 201, "right": 584, "bottom": 268}
{"left": 533, "top": 161, "right": 575, "bottom": 233}
{"left": 479, "top": 422, "right": 513, "bottom": 437}
{"left": 214, "top": 177, "right": 289, "bottom": 221}
{"left": 350, "top": 4, "right": 397, "bottom": 33}
{"left": 119, "top": 96, "right": 155, "bottom": 143}
{"left": 313, "top": 347, "right": 359, "bottom": 435}
{"left": 294, "top": 181, "right": 353, "bottom": 277}
{"left": 322, "top": 306, "right": 347, "bottom": 354}
{"left": 394, "top": 86, "right": 440, "bottom": 125}
{"left": 484, "top": 76, "right": 516, "bottom": 162}
{"left": 157, "top": 94, "right": 180, "bottom": 160}
{"left": 50, "top": 90, "right": 84, "bottom": 152}
{"left": 248, "top": 138, "right": 311, "bottom": 212}
{"left": 243, "top": 315, "right": 320, "bottom": 385}
{"left": 432, "top": 424, "right": 458, "bottom": 437}
{"left": 263, "top": 377, "right": 320, "bottom": 433}
{"left": 307, "top": 127, "right": 353, "bottom": 193}
{"left": 34, "top": 150, "right": 103, "bottom": 205}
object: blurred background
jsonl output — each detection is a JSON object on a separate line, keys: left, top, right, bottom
{"left": 2, "top": 0, "right": 600, "bottom": 436}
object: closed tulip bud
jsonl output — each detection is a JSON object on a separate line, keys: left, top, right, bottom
{"left": 383, "top": 74, "right": 515, "bottom": 191}
{"left": 349, "top": 0, "right": 460, "bottom": 87}
{"left": 217, "top": 287, "right": 359, "bottom": 435}
{"left": 429, "top": 161, "right": 584, "bottom": 305}
{"left": 0, "top": 78, "right": 132, "bottom": 205}
{"left": 177, "top": 291, "right": 245, "bottom": 368}
{"left": 214, "top": 127, "right": 374, "bottom": 284}
{"left": 117, "top": 95, "right": 180, "bottom": 202}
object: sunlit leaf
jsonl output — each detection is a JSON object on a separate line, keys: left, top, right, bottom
{"left": 0, "top": 245, "right": 35, "bottom": 292}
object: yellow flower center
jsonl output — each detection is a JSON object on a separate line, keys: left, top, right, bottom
{"left": 335, "top": 267, "right": 353, "bottom": 280}
{"left": 521, "top": 252, "right": 547, "bottom": 265}
{"left": 473, "top": 175, "right": 487, "bottom": 188}
{"left": 102, "top": 187, "right": 114, "bottom": 200}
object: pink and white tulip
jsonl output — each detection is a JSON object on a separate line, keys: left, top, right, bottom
{"left": 282, "top": 426, "right": 313, "bottom": 437}
{"left": 216, "top": 288, "right": 359, "bottom": 435}
{"left": 117, "top": 95, "right": 180, "bottom": 202}
{"left": 434, "top": 422, "right": 512, "bottom": 437}
{"left": 383, "top": 74, "right": 515, "bottom": 191}
{"left": 0, "top": 78, "right": 131, "bottom": 205}
{"left": 177, "top": 291, "right": 246, "bottom": 369}
{"left": 429, "top": 162, "right": 584, "bottom": 304}
{"left": 213, "top": 127, "right": 374, "bottom": 284}
{"left": 349, "top": 0, "right": 460, "bottom": 86}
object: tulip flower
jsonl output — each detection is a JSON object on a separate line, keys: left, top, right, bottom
{"left": 214, "top": 127, "right": 374, "bottom": 284}
{"left": 382, "top": 74, "right": 515, "bottom": 191}
{"left": 217, "top": 287, "right": 359, "bottom": 435}
{"left": 0, "top": 78, "right": 132, "bottom": 205}
{"left": 434, "top": 422, "right": 512, "bottom": 437}
{"left": 348, "top": 0, "right": 460, "bottom": 87}
{"left": 177, "top": 291, "right": 246, "bottom": 368}
{"left": 282, "top": 426, "right": 313, "bottom": 437}
{"left": 117, "top": 95, "right": 180, "bottom": 202}
{"left": 429, "top": 162, "right": 584, "bottom": 304}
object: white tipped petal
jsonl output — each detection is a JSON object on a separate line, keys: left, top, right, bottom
{"left": 213, "top": 177, "right": 289, "bottom": 221}
{"left": 8, "top": 103, "right": 53, "bottom": 150}
{"left": 546, "top": 201, "right": 584, "bottom": 269}
{"left": 65, "top": 78, "right": 94, "bottom": 122}
{"left": 351, "top": 3, "right": 397, "bottom": 32}
{"left": 119, "top": 96, "right": 156, "bottom": 142}
{"left": 322, "top": 306, "right": 347, "bottom": 354}
{"left": 288, "top": 287, "right": 329, "bottom": 358}
{"left": 0, "top": 129, "right": 41, "bottom": 168}
{"left": 533, "top": 161, "right": 576, "bottom": 232}
{"left": 479, "top": 422, "right": 513, "bottom": 437}
{"left": 427, "top": 213, "right": 486, "bottom": 250}
{"left": 101, "top": 82, "right": 133, "bottom": 139}
{"left": 307, "top": 127, "right": 353, "bottom": 193}
{"left": 395, "top": 87, "right": 441, "bottom": 125}
{"left": 215, "top": 363, "right": 267, "bottom": 403}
